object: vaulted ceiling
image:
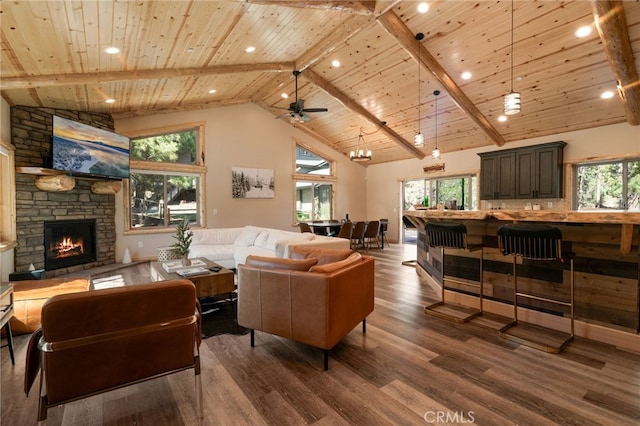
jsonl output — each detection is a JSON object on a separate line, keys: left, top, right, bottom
{"left": 2, "top": 0, "right": 639, "bottom": 165}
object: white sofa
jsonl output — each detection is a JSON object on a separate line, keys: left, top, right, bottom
{"left": 188, "top": 225, "right": 350, "bottom": 269}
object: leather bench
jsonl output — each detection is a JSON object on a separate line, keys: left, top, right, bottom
{"left": 10, "top": 278, "right": 90, "bottom": 335}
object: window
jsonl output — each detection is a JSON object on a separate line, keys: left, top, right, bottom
{"left": 574, "top": 159, "right": 639, "bottom": 210}
{"left": 293, "top": 143, "right": 335, "bottom": 222}
{"left": 402, "top": 175, "right": 477, "bottom": 242}
{"left": 403, "top": 175, "right": 477, "bottom": 211}
{"left": 0, "top": 139, "right": 16, "bottom": 249}
{"left": 125, "top": 123, "right": 206, "bottom": 231}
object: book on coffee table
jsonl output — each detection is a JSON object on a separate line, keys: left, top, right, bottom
{"left": 162, "top": 258, "right": 206, "bottom": 273}
{"left": 176, "top": 266, "right": 210, "bottom": 278}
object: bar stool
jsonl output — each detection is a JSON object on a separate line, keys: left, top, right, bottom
{"left": 497, "top": 224, "right": 575, "bottom": 353}
{"left": 424, "top": 222, "right": 483, "bottom": 323}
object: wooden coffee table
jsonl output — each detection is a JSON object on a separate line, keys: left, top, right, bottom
{"left": 150, "top": 257, "right": 235, "bottom": 299}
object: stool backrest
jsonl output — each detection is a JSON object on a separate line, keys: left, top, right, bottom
{"left": 425, "top": 222, "right": 468, "bottom": 249}
{"left": 497, "top": 224, "right": 562, "bottom": 260}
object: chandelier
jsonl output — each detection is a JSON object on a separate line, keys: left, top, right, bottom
{"left": 350, "top": 128, "right": 372, "bottom": 162}
{"left": 504, "top": 0, "right": 521, "bottom": 115}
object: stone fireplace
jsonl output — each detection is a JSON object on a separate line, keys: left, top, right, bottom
{"left": 11, "top": 106, "right": 117, "bottom": 277}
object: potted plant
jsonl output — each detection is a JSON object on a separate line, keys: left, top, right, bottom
{"left": 171, "top": 219, "right": 193, "bottom": 266}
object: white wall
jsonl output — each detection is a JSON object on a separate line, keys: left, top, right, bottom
{"left": 114, "top": 103, "right": 367, "bottom": 261}
{"left": 0, "top": 98, "right": 14, "bottom": 281}
{"left": 366, "top": 123, "right": 640, "bottom": 242}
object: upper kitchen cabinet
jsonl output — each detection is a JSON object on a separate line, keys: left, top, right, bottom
{"left": 515, "top": 142, "right": 566, "bottom": 199}
{"left": 478, "top": 151, "right": 516, "bottom": 200}
{"left": 479, "top": 142, "right": 566, "bottom": 200}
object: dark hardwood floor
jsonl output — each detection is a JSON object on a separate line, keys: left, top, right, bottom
{"left": 2, "top": 243, "right": 639, "bottom": 425}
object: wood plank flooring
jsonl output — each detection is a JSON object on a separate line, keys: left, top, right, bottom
{"left": 2, "top": 244, "right": 639, "bottom": 425}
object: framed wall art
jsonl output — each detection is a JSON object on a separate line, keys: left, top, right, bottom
{"left": 232, "top": 167, "right": 275, "bottom": 199}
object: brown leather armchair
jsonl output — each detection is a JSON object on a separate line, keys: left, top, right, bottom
{"left": 24, "top": 279, "right": 202, "bottom": 421}
{"left": 237, "top": 252, "right": 375, "bottom": 370}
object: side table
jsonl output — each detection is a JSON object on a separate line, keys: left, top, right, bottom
{"left": 0, "top": 284, "right": 15, "bottom": 365}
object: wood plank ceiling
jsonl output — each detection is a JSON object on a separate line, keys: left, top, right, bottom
{"left": 1, "top": 0, "right": 639, "bottom": 165}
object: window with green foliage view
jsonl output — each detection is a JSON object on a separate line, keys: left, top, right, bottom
{"left": 575, "top": 159, "right": 639, "bottom": 210}
{"left": 127, "top": 125, "right": 205, "bottom": 231}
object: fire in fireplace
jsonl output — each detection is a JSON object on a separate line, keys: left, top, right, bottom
{"left": 44, "top": 219, "right": 97, "bottom": 270}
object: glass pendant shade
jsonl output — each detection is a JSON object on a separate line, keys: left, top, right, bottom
{"left": 431, "top": 147, "right": 441, "bottom": 159}
{"left": 414, "top": 132, "right": 425, "bottom": 147}
{"left": 504, "top": 91, "right": 521, "bottom": 115}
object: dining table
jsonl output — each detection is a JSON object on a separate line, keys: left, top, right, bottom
{"left": 307, "top": 221, "right": 342, "bottom": 236}
{"left": 309, "top": 220, "right": 388, "bottom": 249}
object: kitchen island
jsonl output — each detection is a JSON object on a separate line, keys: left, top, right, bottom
{"left": 403, "top": 209, "right": 639, "bottom": 350}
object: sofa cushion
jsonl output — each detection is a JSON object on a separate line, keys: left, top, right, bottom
{"left": 255, "top": 229, "right": 314, "bottom": 251}
{"left": 309, "top": 252, "right": 363, "bottom": 273}
{"left": 191, "top": 228, "right": 241, "bottom": 246}
{"left": 245, "top": 255, "right": 318, "bottom": 271}
{"left": 235, "top": 226, "right": 264, "bottom": 247}
{"left": 288, "top": 247, "right": 354, "bottom": 265}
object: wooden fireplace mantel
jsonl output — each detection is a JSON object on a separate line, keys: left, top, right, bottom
{"left": 16, "top": 167, "right": 121, "bottom": 194}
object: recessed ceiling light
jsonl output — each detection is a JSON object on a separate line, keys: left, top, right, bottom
{"left": 281, "top": 93, "right": 289, "bottom": 99}
{"left": 575, "top": 26, "right": 592, "bottom": 38}
{"left": 417, "top": 2, "right": 429, "bottom": 13}
{"left": 186, "top": 47, "right": 194, "bottom": 53}
{"left": 498, "top": 115, "right": 507, "bottom": 122}
{"left": 601, "top": 90, "right": 615, "bottom": 99}
{"left": 105, "top": 98, "right": 116, "bottom": 104}
{"left": 461, "top": 71, "right": 472, "bottom": 80}
{"left": 245, "top": 46, "right": 256, "bottom": 53}
{"left": 208, "top": 89, "right": 216, "bottom": 94}
{"left": 331, "top": 60, "right": 341, "bottom": 68}
{"left": 104, "top": 47, "right": 119, "bottom": 55}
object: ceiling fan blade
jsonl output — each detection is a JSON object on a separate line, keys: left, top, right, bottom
{"left": 302, "top": 108, "right": 328, "bottom": 113}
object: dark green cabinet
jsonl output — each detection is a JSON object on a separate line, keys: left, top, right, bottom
{"left": 515, "top": 142, "right": 566, "bottom": 198}
{"left": 479, "top": 152, "right": 515, "bottom": 199}
{"left": 479, "top": 141, "right": 565, "bottom": 200}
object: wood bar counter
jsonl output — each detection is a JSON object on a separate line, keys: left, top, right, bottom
{"left": 404, "top": 209, "right": 640, "bottom": 342}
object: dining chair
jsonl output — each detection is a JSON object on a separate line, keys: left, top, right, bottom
{"left": 350, "top": 221, "right": 366, "bottom": 250}
{"left": 298, "top": 222, "right": 312, "bottom": 233}
{"left": 336, "top": 221, "right": 353, "bottom": 240}
{"left": 379, "top": 218, "right": 389, "bottom": 248}
{"left": 363, "top": 221, "right": 381, "bottom": 249}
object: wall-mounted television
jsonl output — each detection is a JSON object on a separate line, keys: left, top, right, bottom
{"left": 52, "top": 115, "right": 130, "bottom": 179}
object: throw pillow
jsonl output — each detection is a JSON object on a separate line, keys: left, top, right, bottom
{"left": 309, "top": 252, "right": 362, "bottom": 273}
{"left": 289, "top": 246, "right": 353, "bottom": 265}
{"left": 245, "top": 255, "right": 318, "bottom": 271}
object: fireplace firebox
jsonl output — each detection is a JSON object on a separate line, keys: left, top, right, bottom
{"left": 44, "top": 219, "right": 97, "bottom": 270}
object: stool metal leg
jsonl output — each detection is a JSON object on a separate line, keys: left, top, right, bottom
{"left": 499, "top": 256, "right": 575, "bottom": 354}
{"left": 425, "top": 246, "right": 483, "bottom": 323}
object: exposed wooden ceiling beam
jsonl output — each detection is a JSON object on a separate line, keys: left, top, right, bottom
{"left": 377, "top": 10, "right": 506, "bottom": 147}
{"left": 302, "top": 68, "right": 425, "bottom": 159}
{"left": 247, "top": 1, "right": 376, "bottom": 15}
{"left": 0, "top": 63, "right": 295, "bottom": 90}
{"left": 111, "top": 99, "right": 251, "bottom": 119}
{"left": 591, "top": 0, "right": 640, "bottom": 125}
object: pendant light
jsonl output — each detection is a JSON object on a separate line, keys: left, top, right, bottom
{"left": 432, "top": 90, "right": 441, "bottom": 159}
{"left": 350, "top": 128, "right": 372, "bottom": 162}
{"left": 504, "top": 0, "right": 521, "bottom": 115}
{"left": 414, "top": 33, "right": 425, "bottom": 147}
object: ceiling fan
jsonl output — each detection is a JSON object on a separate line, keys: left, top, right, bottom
{"left": 275, "top": 70, "right": 328, "bottom": 122}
